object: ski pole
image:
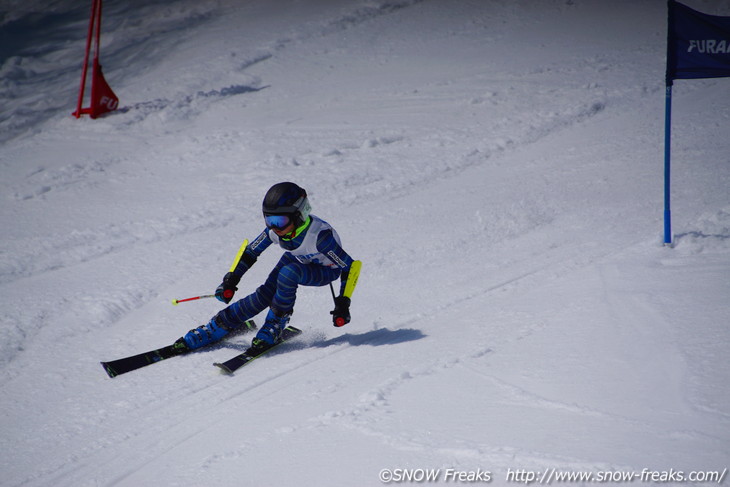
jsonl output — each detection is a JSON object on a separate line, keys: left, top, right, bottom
{"left": 329, "top": 282, "right": 346, "bottom": 327}
{"left": 329, "top": 260, "right": 361, "bottom": 327}
{"left": 172, "top": 294, "right": 215, "bottom": 306}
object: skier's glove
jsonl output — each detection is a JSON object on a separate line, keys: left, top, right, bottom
{"left": 330, "top": 296, "right": 351, "bottom": 327}
{"left": 215, "top": 272, "right": 240, "bottom": 304}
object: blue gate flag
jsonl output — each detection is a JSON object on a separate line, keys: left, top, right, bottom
{"left": 666, "top": 0, "right": 730, "bottom": 83}
{"left": 663, "top": 1, "right": 730, "bottom": 245}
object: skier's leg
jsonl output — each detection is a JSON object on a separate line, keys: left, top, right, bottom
{"left": 182, "top": 256, "right": 290, "bottom": 350}
{"left": 253, "top": 260, "right": 340, "bottom": 347}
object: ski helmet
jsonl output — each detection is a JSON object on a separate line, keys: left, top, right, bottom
{"left": 262, "top": 182, "right": 311, "bottom": 231}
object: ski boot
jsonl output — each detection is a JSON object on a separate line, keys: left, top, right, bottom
{"left": 250, "top": 308, "right": 290, "bottom": 351}
{"left": 183, "top": 318, "right": 230, "bottom": 350}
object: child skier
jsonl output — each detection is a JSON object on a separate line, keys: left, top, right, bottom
{"left": 181, "top": 182, "right": 360, "bottom": 352}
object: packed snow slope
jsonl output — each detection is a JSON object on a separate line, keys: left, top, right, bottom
{"left": 1, "top": 1, "right": 729, "bottom": 486}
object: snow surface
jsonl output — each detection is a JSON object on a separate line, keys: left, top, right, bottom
{"left": 1, "top": 1, "right": 729, "bottom": 486}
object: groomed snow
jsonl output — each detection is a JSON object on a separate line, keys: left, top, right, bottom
{"left": 1, "top": 1, "right": 728, "bottom": 486}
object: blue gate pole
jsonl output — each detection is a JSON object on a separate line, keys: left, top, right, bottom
{"left": 663, "top": 83, "right": 673, "bottom": 246}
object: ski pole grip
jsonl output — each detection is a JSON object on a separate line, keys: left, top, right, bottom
{"left": 223, "top": 289, "right": 235, "bottom": 299}
{"left": 335, "top": 317, "right": 346, "bottom": 327}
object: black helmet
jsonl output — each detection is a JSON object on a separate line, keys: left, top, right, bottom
{"left": 262, "top": 182, "right": 311, "bottom": 230}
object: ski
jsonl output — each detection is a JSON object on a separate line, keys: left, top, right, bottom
{"left": 101, "top": 340, "right": 190, "bottom": 378}
{"left": 101, "top": 319, "right": 257, "bottom": 378}
{"left": 214, "top": 326, "right": 303, "bottom": 374}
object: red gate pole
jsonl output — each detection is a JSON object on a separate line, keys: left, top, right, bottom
{"left": 73, "top": 0, "right": 99, "bottom": 118}
{"left": 72, "top": 0, "right": 119, "bottom": 119}
{"left": 93, "top": 0, "right": 102, "bottom": 63}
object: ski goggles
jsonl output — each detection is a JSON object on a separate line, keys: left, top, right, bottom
{"left": 264, "top": 214, "right": 293, "bottom": 230}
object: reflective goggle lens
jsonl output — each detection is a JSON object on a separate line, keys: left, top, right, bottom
{"left": 265, "top": 214, "right": 292, "bottom": 230}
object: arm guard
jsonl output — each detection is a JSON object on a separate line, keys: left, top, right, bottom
{"left": 342, "top": 260, "right": 361, "bottom": 299}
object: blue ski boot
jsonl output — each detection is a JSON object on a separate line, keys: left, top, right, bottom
{"left": 251, "top": 308, "right": 290, "bottom": 351}
{"left": 183, "top": 318, "right": 230, "bottom": 350}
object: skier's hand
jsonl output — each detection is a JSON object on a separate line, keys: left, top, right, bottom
{"left": 330, "top": 296, "right": 351, "bottom": 327}
{"left": 215, "top": 272, "right": 240, "bottom": 304}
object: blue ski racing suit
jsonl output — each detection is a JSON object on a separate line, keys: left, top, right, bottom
{"left": 183, "top": 214, "right": 358, "bottom": 350}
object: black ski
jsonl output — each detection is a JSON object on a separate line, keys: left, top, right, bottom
{"left": 101, "top": 320, "right": 257, "bottom": 378}
{"left": 101, "top": 340, "right": 190, "bottom": 378}
{"left": 214, "top": 326, "right": 303, "bottom": 374}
